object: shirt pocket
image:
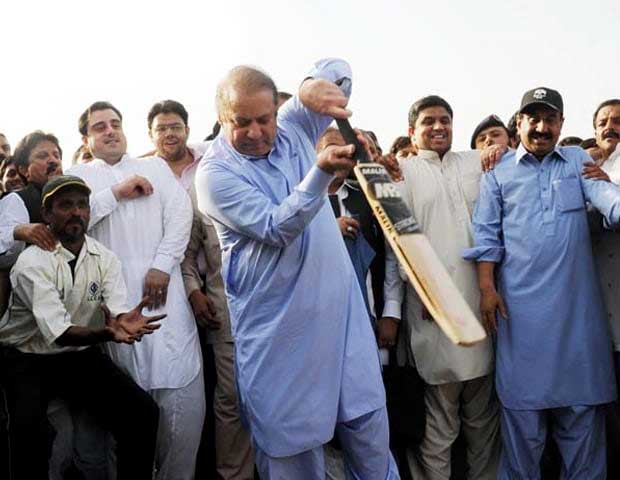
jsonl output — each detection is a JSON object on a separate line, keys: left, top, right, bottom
{"left": 553, "top": 176, "right": 584, "bottom": 212}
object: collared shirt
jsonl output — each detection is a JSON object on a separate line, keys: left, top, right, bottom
{"left": 195, "top": 58, "right": 385, "bottom": 457}
{"left": 383, "top": 149, "right": 494, "bottom": 385}
{"left": 68, "top": 155, "right": 200, "bottom": 391}
{"left": 175, "top": 143, "right": 209, "bottom": 190}
{"left": 464, "top": 144, "right": 620, "bottom": 409}
{"left": 0, "top": 236, "right": 128, "bottom": 354}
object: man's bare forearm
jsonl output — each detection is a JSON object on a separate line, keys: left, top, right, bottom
{"left": 55, "top": 325, "right": 113, "bottom": 346}
{"left": 477, "top": 261, "right": 497, "bottom": 292}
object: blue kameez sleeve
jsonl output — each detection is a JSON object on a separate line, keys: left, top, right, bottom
{"left": 197, "top": 161, "right": 332, "bottom": 248}
{"left": 463, "top": 171, "right": 505, "bottom": 263}
{"left": 278, "top": 58, "right": 352, "bottom": 147}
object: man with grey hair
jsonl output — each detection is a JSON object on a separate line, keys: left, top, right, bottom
{"left": 196, "top": 60, "right": 399, "bottom": 479}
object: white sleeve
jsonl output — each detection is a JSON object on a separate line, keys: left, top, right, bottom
{"left": 151, "top": 164, "right": 193, "bottom": 274}
{"left": 381, "top": 239, "right": 404, "bottom": 320}
{"left": 100, "top": 250, "right": 130, "bottom": 317}
{"left": 0, "top": 193, "right": 28, "bottom": 256}
{"left": 10, "top": 262, "right": 73, "bottom": 345}
{"left": 67, "top": 164, "right": 120, "bottom": 229}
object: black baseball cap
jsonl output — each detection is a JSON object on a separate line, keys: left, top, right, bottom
{"left": 42, "top": 175, "right": 91, "bottom": 206}
{"left": 470, "top": 115, "right": 509, "bottom": 149}
{"left": 519, "top": 87, "right": 563, "bottom": 115}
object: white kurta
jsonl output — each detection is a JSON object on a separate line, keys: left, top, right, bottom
{"left": 69, "top": 155, "right": 200, "bottom": 390}
{"left": 385, "top": 149, "right": 494, "bottom": 384}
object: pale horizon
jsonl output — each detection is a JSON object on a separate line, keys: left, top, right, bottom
{"left": 1, "top": 0, "right": 618, "bottom": 166}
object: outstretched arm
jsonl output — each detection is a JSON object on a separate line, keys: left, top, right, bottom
{"left": 56, "top": 298, "right": 165, "bottom": 346}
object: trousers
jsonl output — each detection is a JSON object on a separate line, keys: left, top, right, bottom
{"left": 498, "top": 404, "right": 606, "bottom": 479}
{"left": 212, "top": 341, "right": 254, "bottom": 479}
{"left": 1, "top": 346, "right": 159, "bottom": 480}
{"left": 408, "top": 374, "right": 500, "bottom": 480}
{"left": 150, "top": 368, "right": 206, "bottom": 480}
{"left": 255, "top": 407, "right": 400, "bottom": 480}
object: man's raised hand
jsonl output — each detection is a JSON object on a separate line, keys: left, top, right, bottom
{"left": 112, "top": 175, "right": 154, "bottom": 200}
{"left": 13, "top": 223, "right": 57, "bottom": 251}
{"left": 299, "top": 78, "right": 351, "bottom": 119}
{"left": 102, "top": 297, "right": 165, "bottom": 344}
{"left": 480, "top": 144, "right": 508, "bottom": 172}
{"left": 317, "top": 129, "right": 373, "bottom": 175}
{"left": 582, "top": 162, "right": 611, "bottom": 182}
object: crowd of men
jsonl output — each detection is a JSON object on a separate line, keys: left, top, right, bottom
{"left": 1, "top": 58, "right": 620, "bottom": 480}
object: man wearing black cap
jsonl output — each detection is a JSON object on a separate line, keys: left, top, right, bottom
{"left": 465, "top": 87, "right": 620, "bottom": 479}
{"left": 471, "top": 115, "right": 511, "bottom": 151}
{"left": 0, "top": 175, "right": 163, "bottom": 480}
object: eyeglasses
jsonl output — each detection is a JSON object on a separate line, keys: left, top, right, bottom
{"left": 153, "top": 124, "right": 186, "bottom": 134}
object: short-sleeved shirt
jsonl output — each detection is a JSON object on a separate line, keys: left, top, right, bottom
{"left": 0, "top": 236, "right": 129, "bottom": 354}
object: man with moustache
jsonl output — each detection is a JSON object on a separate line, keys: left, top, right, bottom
{"left": 593, "top": 99, "right": 620, "bottom": 166}
{"left": 147, "top": 99, "right": 254, "bottom": 479}
{"left": 196, "top": 59, "right": 399, "bottom": 479}
{"left": 584, "top": 99, "right": 620, "bottom": 476}
{"left": 464, "top": 87, "right": 620, "bottom": 479}
{"left": 69, "top": 101, "right": 203, "bottom": 480}
{"left": 0, "top": 175, "right": 162, "bottom": 480}
{"left": 0, "top": 131, "right": 63, "bottom": 257}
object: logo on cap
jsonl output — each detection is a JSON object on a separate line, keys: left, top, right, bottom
{"left": 533, "top": 89, "right": 547, "bottom": 100}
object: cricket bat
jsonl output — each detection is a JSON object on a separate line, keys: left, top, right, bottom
{"left": 336, "top": 119, "right": 486, "bottom": 346}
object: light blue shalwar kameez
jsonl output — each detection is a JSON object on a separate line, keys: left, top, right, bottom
{"left": 195, "top": 58, "right": 398, "bottom": 479}
{"left": 464, "top": 145, "right": 620, "bottom": 479}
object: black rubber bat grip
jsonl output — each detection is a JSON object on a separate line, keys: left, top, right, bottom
{"left": 335, "top": 118, "right": 371, "bottom": 164}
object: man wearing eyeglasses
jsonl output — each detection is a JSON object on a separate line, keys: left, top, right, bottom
{"left": 147, "top": 99, "right": 254, "bottom": 479}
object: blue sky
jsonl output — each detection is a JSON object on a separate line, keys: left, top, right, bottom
{"left": 1, "top": 0, "right": 618, "bottom": 163}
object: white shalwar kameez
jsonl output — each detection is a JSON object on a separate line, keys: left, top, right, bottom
{"left": 69, "top": 155, "right": 205, "bottom": 480}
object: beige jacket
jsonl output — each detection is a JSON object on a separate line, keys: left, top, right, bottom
{"left": 182, "top": 193, "right": 233, "bottom": 344}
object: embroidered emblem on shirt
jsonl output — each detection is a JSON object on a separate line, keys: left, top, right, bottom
{"left": 533, "top": 89, "right": 547, "bottom": 100}
{"left": 87, "top": 281, "right": 101, "bottom": 301}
